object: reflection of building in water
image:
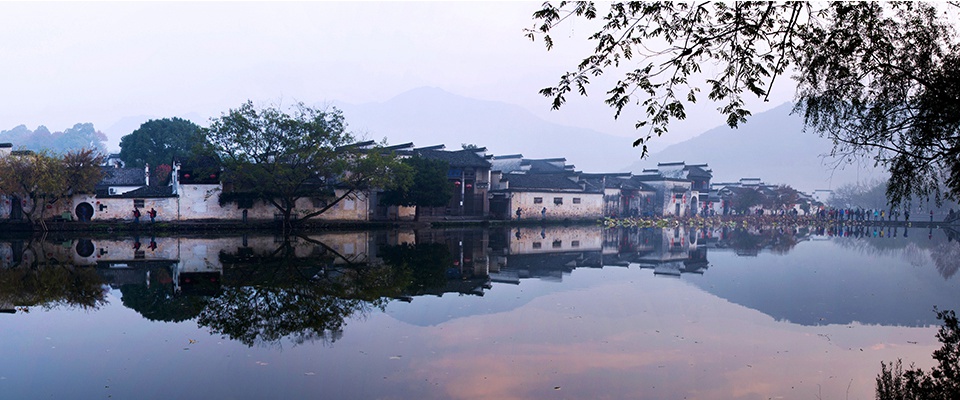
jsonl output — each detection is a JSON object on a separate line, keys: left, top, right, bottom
{"left": 390, "top": 229, "right": 493, "bottom": 298}
{"left": 38, "top": 233, "right": 375, "bottom": 294}
{"left": 3, "top": 226, "right": 713, "bottom": 305}
{"left": 490, "top": 226, "right": 709, "bottom": 283}
{"left": 601, "top": 227, "right": 708, "bottom": 277}
{"left": 493, "top": 226, "right": 602, "bottom": 284}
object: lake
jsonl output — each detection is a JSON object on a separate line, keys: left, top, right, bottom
{"left": 1, "top": 224, "right": 958, "bottom": 399}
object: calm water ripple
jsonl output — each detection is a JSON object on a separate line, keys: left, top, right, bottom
{"left": 1, "top": 225, "right": 958, "bottom": 399}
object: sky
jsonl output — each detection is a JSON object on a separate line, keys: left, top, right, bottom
{"left": 0, "top": 2, "right": 794, "bottom": 151}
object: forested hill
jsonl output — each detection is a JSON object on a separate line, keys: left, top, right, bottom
{"left": 624, "top": 102, "right": 883, "bottom": 192}
{"left": 0, "top": 123, "right": 108, "bottom": 154}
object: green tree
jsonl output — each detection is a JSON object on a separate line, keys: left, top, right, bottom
{"left": 0, "top": 149, "right": 103, "bottom": 229}
{"left": 830, "top": 179, "right": 891, "bottom": 210}
{"left": 298, "top": 145, "right": 411, "bottom": 221}
{"left": 768, "top": 185, "right": 801, "bottom": 212}
{"left": 528, "top": 2, "right": 960, "bottom": 206}
{"left": 207, "top": 101, "right": 405, "bottom": 229}
{"left": 379, "top": 156, "right": 452, "bottom": 220}
{"left": 726, "top": 187, "right": 762, "bottom": 215}
{"left": 118, "top": 117, "right": 214, "bottom": 169}
{"left": 877, "top": 309, "right": 960, "bottom": 399}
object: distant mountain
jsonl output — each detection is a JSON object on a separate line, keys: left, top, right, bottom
{"left": 625, "top": 102, "right": 883, "bottom": 192}
{"left": 0, "top": 123, "right": 107, "bottom": 155}
{"left": 334, "top": 87, "right": 642, "bottom": 172}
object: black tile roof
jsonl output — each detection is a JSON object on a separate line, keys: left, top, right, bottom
{"left": 499, "top": 173, "right": 585, "bottom": 191}
{"left": 522, "top": 159, "right": 566, "bottom": 173}
{"left": 336, "top": 140, "right": 376, "bottom": 151}
{"left": 415, "top": 149, "right": 491, "bottom": 168}
{"left": 620, "top": 177, "right": 656, "bottom": 192}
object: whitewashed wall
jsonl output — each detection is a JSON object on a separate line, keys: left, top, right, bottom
{"left": 510, "top": 191, "right": 603, "bottom": 220}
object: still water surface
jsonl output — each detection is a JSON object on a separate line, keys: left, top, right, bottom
{"left": 2, "top": 225, "right": 959, "bottom": 399}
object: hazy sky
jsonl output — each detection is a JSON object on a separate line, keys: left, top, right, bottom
{"left": 1, "top": 2, "right": 794, "bottom": 150}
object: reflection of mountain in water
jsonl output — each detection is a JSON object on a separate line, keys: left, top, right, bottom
{"left": 688, "top": 227, "right": 960, "bottom": 327}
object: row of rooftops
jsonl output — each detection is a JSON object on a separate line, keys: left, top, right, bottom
{"left": 3, "top": 139, "right": 823, "bottom": 200}
{"left": 349, "top": 141, "right": 720, "bottom": 194}
{"left": 116, "top": 140, "right": 758, "bottom": 195}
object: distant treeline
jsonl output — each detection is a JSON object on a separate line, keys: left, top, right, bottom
{"left": 0, "top": 123, "right": 107, "bottom": 154}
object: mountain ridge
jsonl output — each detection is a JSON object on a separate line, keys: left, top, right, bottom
{"left": 333, "top": 87, "right": 643, "bottom": 172}
{"left": 630, "top": 102, "right": 882, "bottom": 192}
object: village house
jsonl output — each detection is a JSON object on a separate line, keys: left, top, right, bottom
{"left": 1, "top": 139, "right": 831, "bottom": 224}
{"left": 709, "top": 178, "right": 814, "bottom": 215}
{"left": 365, "top": 143, "right": 494, "bottom": 220}
{"left": 577, "top": 173, "right": 657, "bottom": 218}
{"left": 68, "top": 156, "right": 369, "bottom": 223}
{"left": 641, "top": 162, "right": 713, "bottom": 216}
{"left": 412, "top": 145, "right": 492, "bottom": 218}
{"left": 630, "top": 173, "right": 694, "bottom": 217}
{"left": 488, "top": 171, "right": 603, "bottom": 220}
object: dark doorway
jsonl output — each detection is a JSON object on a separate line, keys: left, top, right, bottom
{"left": 75, "top": 202, "right": 94, "bottom": 222}
{"left": 10, "top": 196, "right": 22, "bottom": 220}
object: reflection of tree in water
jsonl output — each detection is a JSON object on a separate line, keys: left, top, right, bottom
{"left": 0, "top": 265, "right": 106, "bottom": 310}
{"left": 197, "top": 285, "right": 371, "bottom": 347}
{"left": 377, "top": 243, "right": 454, "bottom": 295}
{"left": 196, "top": 240, "right": 410, "bottom": 347}
{"left": 834, "top": 229, "right": 960, "bottom": 280}
{"left": 834, "top": 236, "right": 918, "bottom": 260}
{"left": 120, "top": 267, "right": 209, "bottom": 323}
{"left": 719, "top": 227, "right": 801, "bottom": 255}
{"left": 0, "top": 239, "right": 107, "bottom": 311}
{"left": 930, "top": 242, "right": 960, "bottom": 280}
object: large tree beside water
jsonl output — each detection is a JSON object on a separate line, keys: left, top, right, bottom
{"left": 205, "top": 101, "right": 407, "bottom": 228}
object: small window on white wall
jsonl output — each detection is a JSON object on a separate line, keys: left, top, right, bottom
{"left": 573, "top": 198, "right": 581, "bottom": 204}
